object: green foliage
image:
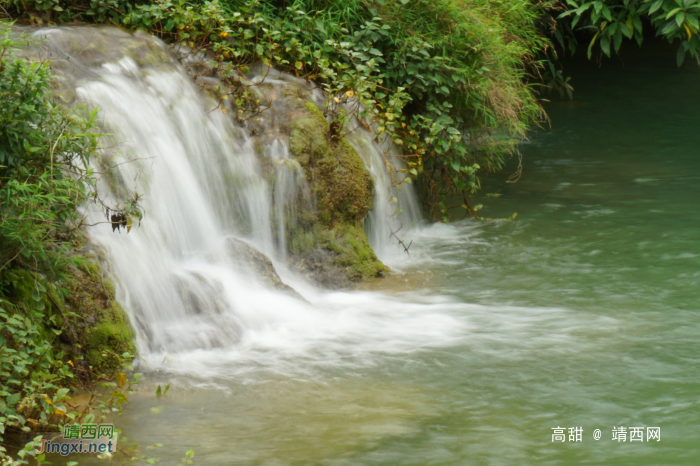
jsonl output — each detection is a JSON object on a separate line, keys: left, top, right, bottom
{"left": 4, "top": 0, "right": 552, "bottom": 219}
{"left": 0, "top": 27, "right": 100, "bottom": 282}
{"left": 91, "top": 0, "right": 547, "bottom": 219}
{"left": 0, "top": 25, "right": 137, "bottom": 463}
{"left": 557, "top": 0, "right": 700, "bottom": 66}
{"left": 3, "top": 0, "right": 134, "bottom": 24}
{"left": 0, "top": 300, "right": 74, "bottom": 432}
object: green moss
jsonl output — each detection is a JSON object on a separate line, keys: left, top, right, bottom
{"left": 323, "top": 224, "right": 386, "bottom": 280}
{"left": 287, "top": 102, "right": 386, "bottom": 281}
{"left": 86, "top": 321, "right": 134, "bottom": 374}
{"left": 289, "top": 102, "right": 331, "bottom": 166}
{"left": 63, "top": 257, "right": 136, "bottom": 376}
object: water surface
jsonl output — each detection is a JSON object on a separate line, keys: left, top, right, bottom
{"left": 73, "top": 44, "right": 700, "bottom": 465}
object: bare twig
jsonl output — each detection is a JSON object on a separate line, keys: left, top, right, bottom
{"left": 389, "top": 224, "right": 412, "bottom": 255}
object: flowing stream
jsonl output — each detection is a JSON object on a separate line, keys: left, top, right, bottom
{"left": 39, "top": 28, "right": 700, "bottom": 465}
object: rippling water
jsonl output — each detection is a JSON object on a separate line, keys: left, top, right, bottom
{"left": 69, "top": 44, "right": 700, "bottom": 465}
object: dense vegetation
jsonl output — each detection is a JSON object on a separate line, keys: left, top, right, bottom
{"left": 0, "top": 24, "right": 93, "bottom": 448}
{"left": 0, "top": 27, "right": 139, "bottom": 464}
{"left": 2, "top": 0, "right": 553, "bottom": 220}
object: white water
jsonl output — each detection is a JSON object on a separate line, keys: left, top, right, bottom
{"left": 35, "top": 28, "right": 455, "bottom": 373}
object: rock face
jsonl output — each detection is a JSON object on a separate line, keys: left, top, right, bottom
{"left": 226, "top": 238, "right": 306, "bottom": 300}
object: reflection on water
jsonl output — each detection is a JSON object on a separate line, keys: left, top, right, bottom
{"left": 64, "top": 43, "right": 700, "bottom": 465}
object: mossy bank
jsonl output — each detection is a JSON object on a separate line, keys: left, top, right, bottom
{"left": 3, "top": 252, "right": 135, "bottom": 378}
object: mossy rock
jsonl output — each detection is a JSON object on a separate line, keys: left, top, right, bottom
{"left": 229, "top": 75, "right": 387, "bottom": 287}
{"left": 286, "top": 102, "right": 387, "bottom": 286}
{"left": 289, "top": 103, "right": 374, "bottom": 224}
{"left": 86, "top": 322, "right": 134, "bottom": 375}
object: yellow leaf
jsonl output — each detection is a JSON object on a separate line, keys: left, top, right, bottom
{"left": 221, "top": 107, "right": 227, "bottom": 114}
{"left": 345, "top": 90, "right": 354, "bottom": 98}
{"left": 116, "top": 372, "right": 127, "bottom": 388}
{"left": 333, "top": 97, "right": 340, "bottom": 103}
{"left": 685, "top": 24, "right": 692, "bottom": 40}
{"left": 127, "top": 216, "right": 132, "bottom": 233}
{"left": 295, "top": 61, "right": 303, "bottom": 70}
{"left": 67, "top": 360, "right": 74, "bottom": 367}
{"left": 54, "top": 409, "right": 66, "bottom": 417}
{"left": 41, "top": 394, "right": 53, "bottom": 405}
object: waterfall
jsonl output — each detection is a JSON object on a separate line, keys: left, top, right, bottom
{"left": 31, "top": 26, "right": 424, "bottom": 359}
{"left": 345, "top": 129, "right": 422, "bottom": 264}
{"left": 245, "top": 66, "right": 422, "bottom": 265}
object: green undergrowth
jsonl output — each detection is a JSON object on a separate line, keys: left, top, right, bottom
{"left": 0, "top": 26, "right": 136, "bottom": 464}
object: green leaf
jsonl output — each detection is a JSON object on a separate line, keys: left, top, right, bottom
{"left": 666, "top": 8, "right": 682, "bottom": 20}
{"left": 676, "top": 12, "right": 685, "bottom": 27}
{"left": 602, "top": 6, "right": 613, "bottom": 21}
{"left": 600, "top": 35, "right": 611, "bottom": 56}
{"left": 661, "top": 20, "right": 678, "bottom": 34}
{"left": 620, "top": 22, "right": 633, "bottom": 38}
{"left": 633, "top": 15, "right": 643, "bottom": 33}
{"left": 587, "top": 32, "right": 599, "bottom": 59}
{"left": 649, "top": 0, "right": 664, "bottom": 14}
{"left": 677, "top": 44, "right": 687, "bottom": 66}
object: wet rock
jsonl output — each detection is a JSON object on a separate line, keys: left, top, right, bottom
{"left": 289, "top": 248, "right": 351, "bottom": 290}
{"left": 226, "top": 238, "right": 306, "bottom": 300}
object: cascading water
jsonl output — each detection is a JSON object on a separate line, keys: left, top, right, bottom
{"left": 345, "top": 127, "right": 422, "bottom": 264}
{"left": 267, "top": 139, "right": 312, "bottom": 261}
{"left": 29, "top": 26, "right": 454, "bottom": 368}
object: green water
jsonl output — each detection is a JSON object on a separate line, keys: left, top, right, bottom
{"left": 68, "top": 45, "right": 699, "bottom": 465}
